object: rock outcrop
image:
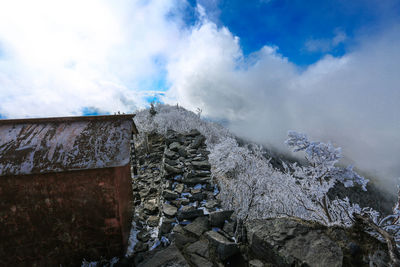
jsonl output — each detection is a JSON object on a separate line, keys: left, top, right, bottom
{"left": 245, "top": 217, "right": 389, "bottom": 267}
{"left": 105, "top": 130, "right": 390, "bottom": 267}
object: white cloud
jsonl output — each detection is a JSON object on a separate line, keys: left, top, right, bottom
{"left": 166, "top": 13, "right": 400, "bottom": 191}
{"left": 0, "top": 0, "right": 185, "bottom": 117}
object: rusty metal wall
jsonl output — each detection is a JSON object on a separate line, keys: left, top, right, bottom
{"left": 0, "top": 115, "right": 135, "bottom": 176}
{"left": 0, "top": 165, "right": 132, "bottom": 266}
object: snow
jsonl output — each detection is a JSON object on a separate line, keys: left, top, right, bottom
{"left": 134, "top": 104, "right": 400, "bottom": 245}
{"left": 126, "top": 221, "right": 139, "bottom": 257}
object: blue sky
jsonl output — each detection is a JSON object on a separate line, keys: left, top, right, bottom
{"left": 187, "top": 0, "right": 400, "bottom": 65}
{"left": 0, "top": 0, "right": 400, "bottom": 183}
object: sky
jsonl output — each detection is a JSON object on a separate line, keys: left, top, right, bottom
{"left": 0, "top": 0, "right": 400, "bottom": 191}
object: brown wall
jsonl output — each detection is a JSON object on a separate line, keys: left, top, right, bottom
{"left": 0, "top": 166, "right": 132, "bottom": 267}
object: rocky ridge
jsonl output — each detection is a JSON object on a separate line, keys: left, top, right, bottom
{"left": 111, "top": 130, "right": 390, "bottom": 267}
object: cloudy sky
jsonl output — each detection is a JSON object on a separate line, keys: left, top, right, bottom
{"left": 1, "top": 0, "right": 399, "bottom": 188}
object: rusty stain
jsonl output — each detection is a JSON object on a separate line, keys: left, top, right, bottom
{"left": 0, "top": 114, "right": 137, "bottom": 176}
{"left": 0, "top": 158, "right": 133, "bottom": 266}
{"left": 0, "top": 115, "right": 135, "bottom": 265}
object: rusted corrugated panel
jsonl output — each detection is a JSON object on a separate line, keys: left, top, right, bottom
{"left": 0, "top": 115, "right": 135, "bottom": 176}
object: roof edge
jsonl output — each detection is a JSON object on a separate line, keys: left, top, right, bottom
{"left": 0, "top": 114, "right": 136, "bottom": 125}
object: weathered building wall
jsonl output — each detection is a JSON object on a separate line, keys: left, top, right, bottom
{"left": 0, "top": 117, "right": 133, "bottom": 176}
{"left": 0, "top": 165, "right": 132, "bottom": 266}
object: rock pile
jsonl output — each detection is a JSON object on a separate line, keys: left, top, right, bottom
{"left": 126, "top": 130, "right": 241, "bottom": 266}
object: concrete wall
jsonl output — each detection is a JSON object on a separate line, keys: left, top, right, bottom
{"left": 0, "top": 165, "right": 132, "bottom": 266}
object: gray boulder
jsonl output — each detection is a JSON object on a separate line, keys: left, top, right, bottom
{"left": 137, "top": 244, "right": 189, "bottom": 267}
{"left": 163, "top": 190, "right": 179, "bottom": 200}
{"left": 209, "top": 210, "right": 234, "bottom": 228}
{"left": 160, "top": 217, "right": 175, "bottom": 235}
{"left": 205, "top": 230, "right": 239, "bottom": 261}
{"left": 184, "top": 216, "right": 209, "bottom": 237}
{"left": 163, "top": 203, "right": 178, "bottom": 217}
{"left": 164, "top": 163, "right": 182, "bottom": 174}
{"left": 246, "top": 218, "right": 343, "bottom": 267}
{"left": 189, "top": 253, "right": 213, "bottom": 267}
{"left": 169, "top": 142, "right": 181, "bottom": 151}
{"left": 186, "top": 239, "right": 210, "bottom": 258}
{"left": 190, "top": 135, "right": 206, "bottom": 149}
{"left": 182, "top": 176, "right": 210, "bottom": 185}
{"left": 164, "top": 149, "right": 178, "bottom": 159}
{"left": 177, "top": 206, "right": 204, "bottom": 221}
{"left": 191, "top": 160, "right": 211, "bottom": 170}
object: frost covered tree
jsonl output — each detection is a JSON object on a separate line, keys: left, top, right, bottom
{"left": 283, "top": 131, "right": 369, "bottom": 225}
{"left": 210, "top": 136, "right": 325, "bottom": 223}
{"left": 353, "top": 188, "right": 400, "bottom": 265}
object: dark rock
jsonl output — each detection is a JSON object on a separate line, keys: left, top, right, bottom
{"left": 114, "top": 257, "right": 131, "bottom": 267}
{"left": 205, "top": 199, "right": 219, "bottom": 209}
{"left": 174, "top": 183, "right": 185, "bottom": 194}
{"left": 198, "top": 149, "right": 210, "bottom": 156}
{"left": 194, "top": 170, "right": 212, "bottom": 177}
{"left": 144, "top": 201, "right": 158, "bottom": 215}
{"left": 147, "top": 216, "right": 159, "bottom": 227}
{"left": 148, "top": 187, "right": 158, "bottom": 195}
{"left": 172, "top": 223, "right": 185, "bottom": 234}
{"left": 139, "top": 189, "right": 149, "bottom": 198}
{"left": 185, "top": 129, "right": 201, "bottom": 137}
{"left": 186, "top": 239, "right": 210, "bottom": 258}
{"left": 190, "top": 192, "right": 205, "bottom": 202}
{"left": 137, "top": 244, "right": 189, "bottom": 267}
{"left": 191, "top": 188, "right": 202, "bottom": 194}
{"left": 184, "top": 216, "right": 209, "bottom": 237}
{"left": 184, "top": 171, "right": 195, "bottom": 179}
{"left": 246, "top": 218, "right": 343, "bottom": 267}
{"left": 191, "top": 160, "right": 211, "bottom": 170}
{"left": 182, "top": 177, "right": 210, "bottom": 185}
{"left": 189, "top": 253, "right": 213, "bottom": 267}
{"left": 164, "top": 163, "right": 182, "bottom": 174}
{"left": 171, "top": 198, "right": 190, "bottom": 207}
{"left": 209, "top": 210, "right": 234, "bottom": 228}
{"left": 169, "top": 142, "right": 181, "bottom": 151}
{"left": 164, "top": 158, "right": 178, "bottom": 166}
{"left": 223, "top": 220, "right": 236, "bottom": 236}
{"left": 187, "top": 148, "right": 198, "bottom": 155}
{"left": 248, "top": 259, "right": 265, "bottom": 267}
{"left": 163, "top": 203, "right": 178, "bottom": 217}
{"left": 164, "top": 149, "right": 178, "bottom": 159}
{"left": 137, "top": 231, "right": 150, "bottom": 242}
{"left": 177, "top": 207, "right": 204, "bottom": 221}
{"left": 163, "top": 190, "right": 179, "bottom": 200}
{"left": 179, "top": 205, "right": 195, "bottom": 212}
{"left": 347, "top": 242, "right": 361, "bottom": 256}
{"left": 160, "top": 218, "right": 175, "bottom": 235}
{"left": 134, "top": 241, "right": 149, "bottom": 253}
{"left": 191, "top": 135, "right": 206, "bottom": 149}
{"left": 178, "top": 147, "right": 187, "bottom": 157}
{"left": 205, "top": 230, "right": 239, "bottom": 261}
{"left": 153, "top": 176, "right": 161, "bottom": 183}
{"left": 169, "top": 232, "right": 197, "bottom": 249}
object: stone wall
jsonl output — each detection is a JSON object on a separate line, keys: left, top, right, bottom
{"left": 125, "top": 130, "right": 241, "bottom": 266}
